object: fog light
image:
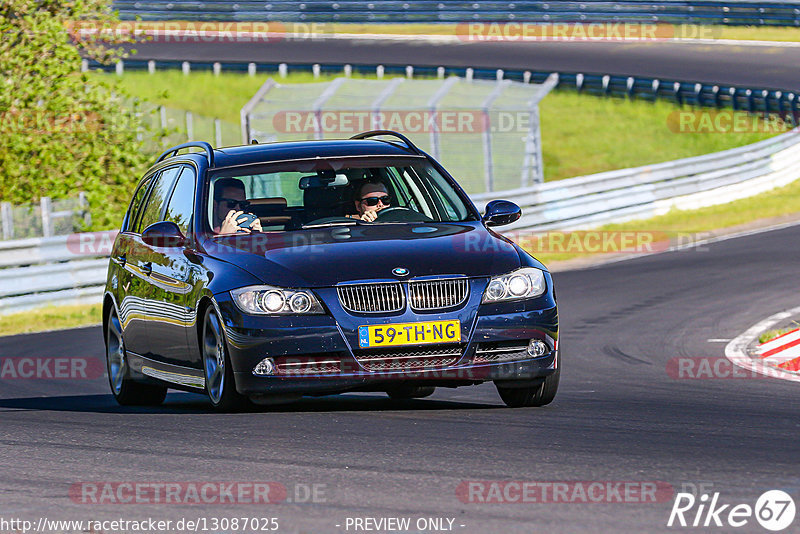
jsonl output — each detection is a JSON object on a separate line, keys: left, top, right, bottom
{"left": 253, "top": 358, "right": 276, "bottom": 376}
{"left": 527, "top": 340, "right": 548, "bottom": 357}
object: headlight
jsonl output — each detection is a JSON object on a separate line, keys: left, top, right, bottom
{"left": 230, "top": 285, "right": 325, "bottom": 315}
{"left": 482, "top": 267, "right": 546, "bottom": 303}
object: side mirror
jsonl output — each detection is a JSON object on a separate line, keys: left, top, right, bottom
{"left": 482, "top": 200, "right": 522, "bottom": 227}
{"left": 142, "top": 221, "right": 186, "bottom": 248}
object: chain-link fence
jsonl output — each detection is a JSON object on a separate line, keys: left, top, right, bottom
{"left": 135, "top": 101, "right": 241, "bottom": 153}
{"left": 242, "top": 74, "right": 557, "bottom": 193}
{"left": 0, "top": 195, "right": 90, "bottom": 240}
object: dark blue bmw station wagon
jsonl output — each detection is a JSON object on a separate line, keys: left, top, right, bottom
{"left": 103, "top": 131, "right": 559, "bottom": 410}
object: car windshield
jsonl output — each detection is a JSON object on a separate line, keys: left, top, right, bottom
{"left": 206, "top": 156, "right": 475, "bottom": 233}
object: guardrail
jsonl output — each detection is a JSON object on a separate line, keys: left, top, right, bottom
{"left": 471, "top": 128, "right": 800, "bottom": 231}
{"left": 0, "top": 233, "right": 116, "bottom": 314}
{"left": 112, "top": 0, "right": 800, "bottom": 26}
{"left": 3, "top": 129, "right": 799, "bottom": 314}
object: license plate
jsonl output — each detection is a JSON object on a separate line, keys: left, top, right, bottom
{"left": 358, "top": 320, "right": 461, "bottom": 348}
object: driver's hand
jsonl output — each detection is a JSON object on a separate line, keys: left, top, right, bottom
{"left": 360, "top": 209, "right": 379, "bottom": 222}
{"left": 250, "top": 218, "right": 262, "bottom": 232}
{"left": 220, "top": 210, "right": 247, "bottom": 234}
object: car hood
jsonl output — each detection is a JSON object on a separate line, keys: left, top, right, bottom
{"left": 205, "top": 222, "right": 526, "bottom": 288}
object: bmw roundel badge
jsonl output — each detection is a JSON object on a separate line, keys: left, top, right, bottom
{"left": 392, "top": 267, "right": 410, "bottom": 277}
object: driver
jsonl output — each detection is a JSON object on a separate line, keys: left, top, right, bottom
{"left": 351, "top": 181, "right": 391, "bottom": 222}
{"left": 212, "top": 178, "right": 263, "bottom": 234}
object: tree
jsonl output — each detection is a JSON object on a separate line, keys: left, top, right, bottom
{"left": 0, "top": 0, "right": 158, "bottom": 229}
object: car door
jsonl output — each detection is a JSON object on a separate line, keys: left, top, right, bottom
{"left": 149, "top": 165, "right": 200, "bottom": 367}
{"left": 131, "top": 166, "right": 183, "bottom": 363}
{"left": 111, "top": 172, "right": 157, "bottom": 358}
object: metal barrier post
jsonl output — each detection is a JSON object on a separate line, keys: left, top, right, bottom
{"left": 1, "top": 202, "right": 13, "bottom": 240}
{"left": 40, "top": 197, "right": 52, "bottom": 238}
{"left": 79, "top": 192, "right": 91, "bottom": 229}
{"left": 481, "top": 80, "right": 511, "bottom": 192}
{"left": 427, "top": 77, "right": 459, "bottom": 162}
{"left": 185, "top": 111, "right": 194, "bottom": 141}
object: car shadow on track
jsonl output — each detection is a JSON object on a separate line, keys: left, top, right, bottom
{"left": 0, "top": 392, "right": 500, "bottom": 414}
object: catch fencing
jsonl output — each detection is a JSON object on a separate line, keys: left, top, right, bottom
{"left": 111, "top": 0, "right": 800, "bottom": 26}
{"left": 1, "top": 194, "right": 90, "bottom": 241}
{"left": 241, "top": 74, "right": 558, "bottom": 191}
{"left": 3, "top": 129, "right": 799, "bottom": 314}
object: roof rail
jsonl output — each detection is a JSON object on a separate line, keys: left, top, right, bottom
{"left": 350, "top": 130, "right": 423, "bottom": 155}
{"left": 156, "top": 141, "right": 215, "bottom": 166}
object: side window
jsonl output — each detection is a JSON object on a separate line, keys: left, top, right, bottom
{"left": 124, "top": 175, "right": 154, "bottom": 232}
{"left": 136, "top": 166, "right": 182, "bottom": 233}
{"left": 164, "top": 166, "right": 196, "bottom": 235}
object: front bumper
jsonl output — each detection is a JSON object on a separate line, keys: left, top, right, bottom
{"left": 215, "top": 289, "right": 558, "bottom": 396}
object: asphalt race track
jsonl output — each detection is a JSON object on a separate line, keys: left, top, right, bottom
{"left": 128, "top": 39, "right": 800, "bottom": 90}
{"left": 3, "top": 40, "right": 800, "bottom": 532}
{"left": 3, "top": 224, "right": 800, "bottom": 532}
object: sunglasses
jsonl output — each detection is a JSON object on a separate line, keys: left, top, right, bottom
{"left": 218, "top": 198, "right": 250, "bottom": 210}
{"left": 360, "top": 195, "right": 391, "bottom": 207}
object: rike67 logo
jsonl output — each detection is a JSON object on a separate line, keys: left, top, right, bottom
{"left": 668, "top": 490, "right": 796, "bottom": 531}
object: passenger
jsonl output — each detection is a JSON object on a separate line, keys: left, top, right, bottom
{"left": 351, "top": 181, "right": 391, "bottom": 222}
{"left": 212, "top": 178, "right": 262, "bottom": 234}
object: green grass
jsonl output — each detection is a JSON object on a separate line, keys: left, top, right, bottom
{"left": 104, "top": 71, "right": 777, "bottom": 181}
{"left": 539, "top": 93, "right": 774, "bottom": 180}
{"left": 0, "top": 304, "right": 102, "bottom": 337}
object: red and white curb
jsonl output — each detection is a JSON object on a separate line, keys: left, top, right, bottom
{"left": 756, "top": 327, "right": 800, "bottom": 372}
{"left": 725, "top": 306, "right": 800, "bottom": 383}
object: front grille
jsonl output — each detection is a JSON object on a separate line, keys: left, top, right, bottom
{"left": 409, "top": 278, "right": 469, "bottom": 311}
{"left": 337, "top": 282, "right": 405, "bottom": 314}
{"left": 473, "top": 342, "right": 530, "bottom": 364}
{"left": 354, "top": 345, "right": 464, "bottom": 372}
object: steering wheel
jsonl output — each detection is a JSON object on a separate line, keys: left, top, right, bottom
{"left": 374, "top": 207, "right": 433, "bottom": 223}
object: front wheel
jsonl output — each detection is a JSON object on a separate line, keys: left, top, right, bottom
{"left": 201, "top": 305, "right": 249, "bottom": 411}
{"left": 105, "top": 307, "right": 167, "bottom": 406}
{"left": 496, "top": 346, "right": 560, "bottom": 408}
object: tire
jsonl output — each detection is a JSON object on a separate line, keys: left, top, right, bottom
{"left": 105, "top": 307, "right": 167, "bottom": 406}
{"left": 201, "top": 305, "right": 250, "bottom": 412}
{"left": 496, "top": 346, "right": 560, "bottom": 408}
{"left": 386, "top": 385, "right": 436, "bottom": 400}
